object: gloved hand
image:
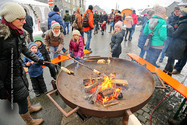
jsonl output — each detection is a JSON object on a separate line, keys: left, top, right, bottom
{"left": 37, "top": 59, "right": 44, "bottom": 65}
{"left": 56, "top": 49, "right": 61, "bottom": 54}
{"left": 70, "top": 53, "right": 74, "bottom": 58}
{"left": 0, "top": 88, "right": 10, "bottom": 99}
{"left": 74, "top": 56, "right": 80, "bottom": 61}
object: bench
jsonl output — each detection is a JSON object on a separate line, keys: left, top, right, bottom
{"left": 24, "top": 50, "right": 91, "bottom": 73}
{"left": 127, "top": 53, "right": 187, "bottom": 119}
{"left": 127, "top": 53, "right": 187, "bottom": 98}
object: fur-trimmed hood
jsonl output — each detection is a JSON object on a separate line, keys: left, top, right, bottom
{"left": 0, "top": 22, "right": 29, "bottom": 41}
{"left": 0, "top": 22, "right": 11, "bottom": 40}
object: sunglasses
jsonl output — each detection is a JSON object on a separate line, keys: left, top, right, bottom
{"left": 16, "top": 18, "right": 26, "bottom": 22}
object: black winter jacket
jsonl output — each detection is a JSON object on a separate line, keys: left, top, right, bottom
{"left": 0, "top": 23, "right": 40, "bottom": 102}
{"left": 166, "top": 16, "right": 187, "bottom": 60}
{"left": 110, "top": 29, "right": 125, "bottom": 57}
{"left": 93, "top": 13, "right": 100, "bottom": 24}
{"left": 38, "top": 42, "right": 51, "bottom": 62}
{"left": 23, "top": 14, "right": 33, "bottom": 33}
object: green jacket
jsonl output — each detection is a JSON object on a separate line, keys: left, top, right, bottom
{"left": 143, "top": 16, "right": 167, "bottom": 47}
{"left": 63, "top": 13, "right": 71, "bottom": 22}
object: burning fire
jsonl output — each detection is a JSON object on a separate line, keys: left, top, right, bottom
{"left": 84, "top": 73, "right": 126, "bottom": 106}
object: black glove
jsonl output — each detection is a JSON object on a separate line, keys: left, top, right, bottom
{"left": 37, "top": 59, "right": 44, "bottom": 65}
{"left": 0, "top": 88, "right": 9, "bottom": 99}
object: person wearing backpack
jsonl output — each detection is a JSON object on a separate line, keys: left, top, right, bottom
{"left": 63, "top": 10, "right": 71, "bottom": 34}
{"left": 143, "top": 5, "right": 167, "bottom": 68}
{"left": 82, "top": 5, "right": 94, "bottom": 51}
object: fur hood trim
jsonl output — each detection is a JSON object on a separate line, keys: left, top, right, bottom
{"left": 0, "top": 22, "right": 11, "bottom": 40}
{"left": 0, "top": 22, "right": 29, "bottom": 41}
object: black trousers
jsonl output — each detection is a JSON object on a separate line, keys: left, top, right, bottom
{"left": 17, "top": 98, "right": 28, "bottom": 114}
{"left": 30, "top": 74, "right": 47, "bottom": 94}
{"left": 45, "top": 63, "right": 57, "bottom": 79}
{"left": 164, "top": 57, "right": 175, "bottom": 72}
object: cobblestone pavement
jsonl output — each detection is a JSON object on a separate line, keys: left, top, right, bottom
{"left": 0, "top": 25, "right": 186, "bottom": 125}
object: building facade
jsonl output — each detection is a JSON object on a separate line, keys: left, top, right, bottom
{"left": 36, "top": 0, "right": 85, "bottom": 15}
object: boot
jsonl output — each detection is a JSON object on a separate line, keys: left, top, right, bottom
{"left": 168, "top": 72, "right": 172, "bottom": 76}
{"left": 20, "top": 111, "right": 44, "bottom": 125}
{"left": 163, "top": 70, "right": 168, "bottom": 73}
{"left": 27, "top": 97, "right": 42, "bottom": 113}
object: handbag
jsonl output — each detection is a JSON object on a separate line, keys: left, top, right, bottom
{"left": 143, "top": 33, "right": 152, "bottom": 51}
{"left": 72, "top": 19, "right": 78, "bottom": 29}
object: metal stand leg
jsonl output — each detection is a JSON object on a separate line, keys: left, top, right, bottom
{"left": 173, "top": 98, "right": 187, "bottom": 119}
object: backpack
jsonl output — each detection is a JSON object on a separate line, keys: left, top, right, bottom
{"left": 82, "top": 12, "right": 91, "bottom": 27}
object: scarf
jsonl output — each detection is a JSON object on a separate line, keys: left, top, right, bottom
{"left": 1, "top": 18, "right": 24, "bottom": 36}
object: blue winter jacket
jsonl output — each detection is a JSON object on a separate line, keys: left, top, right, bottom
{"left": 138, "top": 18, "right": 149, "bottom": 49}
{"left": 48, "top": 11, "right": 66, "bottom": 35}
{"left": 23, "top": 51, "right": 44, "bottom": 78}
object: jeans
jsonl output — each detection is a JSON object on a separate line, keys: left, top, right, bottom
{"left": 139, "top": 48, "right": 146, "bottom": 58}
{"left": 49, "top": 46, "right": 66, "bottom": 59}
{"left": 80, "top": 32, "right": 84, "bottom": 38}
{"left": 49, "top": 46, "right": 58, "bottom": 59}
{"left": 125, "top": 28, "right": 132, "bottom": 40}
{"left": 160, "top": 36, "right": 172, "bottom": 61}
{"left": 175, "top": 51, "right": 187, "bottom": 72}
{"left": 130, "top": 24, "right": 136, "bottom": 38}
{"left": 164, "top": 57, "right": 175, "bottom": 72}
{"left": 145, "top": 47, "right": 162, "bottom": 67}
{"left": 85, "top": 30, "right": 92, "bottom": 50}
{"left": 110, "top": 21, "right": 114, "bottom": 32}
{"left": 17, "top": 98, "right": 28, "bottom": 114}
{"left": 64, "top": 21, "right": 70, "bottom": 34}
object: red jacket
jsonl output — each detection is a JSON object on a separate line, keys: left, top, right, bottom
{"left": 101, "top": 23, "right": 106, "bottom": 30}
{"left": 131, "top": 13, "right": 138, "bottom": 25}
{"left": 82, "top": 9, "right": 94, "bottom": 32}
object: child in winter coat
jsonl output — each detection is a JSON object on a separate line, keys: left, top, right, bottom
{"left": 124, "top": 16, "right": 133, "bottom": 41}
{"left": 110, "top": 21, "right": 125, "bottom": 58}
{"left": 101, "top": 21, "right": 106, "bottom": 35}
{"left": 34, "top": 36, "right": 57, "bottom": 80}
{"left": 23, "top": 42, "right": 47, "bottom": 97}
{"left": 69, "top": 30, "right": 84, "bottom": 60}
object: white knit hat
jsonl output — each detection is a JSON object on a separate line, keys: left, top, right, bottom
{"left": 114, "top": 21, "right": 123, "bottom": 29}
{"left": 0, "top": 2, "right": 26, "bottom": 22}
{"left": 72, "top": 30, "right": 81, "bottom": 36}
{"left": 153, "top": 4, "right": 166, "bottom": 19}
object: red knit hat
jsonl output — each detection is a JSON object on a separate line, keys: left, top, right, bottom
{"left": 51, "top": 21, "right": 60, "bottom": 29}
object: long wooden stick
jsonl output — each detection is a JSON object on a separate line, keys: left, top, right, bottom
{"left": 49, "top": 50, "right": 101, "bottom": 75}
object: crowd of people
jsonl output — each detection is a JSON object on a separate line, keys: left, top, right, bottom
{"left": 0, "top": 1, "right": 186, "bottom": 125}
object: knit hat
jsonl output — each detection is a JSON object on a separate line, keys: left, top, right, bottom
{"left": 88, "top": 5, "right": 93, "bottom": 11}
{"left": 53, "top": 5, "right": 59, "bottom": 12}
{"left": 147, "top": 9, "right": 155, "bottom": 19}
{"left": 132, "top": 10, "right": 136, "bottom": 14}
{"left": 51, "top": 21, "right": 60, "bottom": 29}
{"left": 28, "top": 42, "right": 38, "bottom": 49}
{"left": 34, "top": 36, "right": 43, "bottom": 42}
{"left": 114, "top": 21, "right": 123, "bottom": 29}
{"left": 181, "top": 8, "right": 187, "bottom": 17}
{"left": 0, "top": 2, "right": 26, "bottom": 22}
{"left": 72, "top": 30, "right": 81, "bottom": 36}
{"left": 153, "top": 4, "right": 166, "bottom": 19}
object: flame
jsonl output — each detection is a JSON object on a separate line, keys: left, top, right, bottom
{"left": 88, "top": 73, "right": 122, "bottom": 104}
{"left": 100, "top": 76, "right": 114, "bottom": 90}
